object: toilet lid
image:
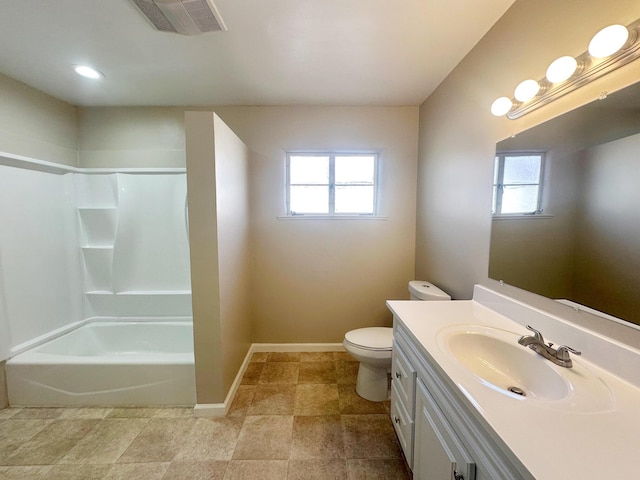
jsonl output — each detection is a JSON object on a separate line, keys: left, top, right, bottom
{"left": 344, "top": 327, "right": 393, "bottom": 351}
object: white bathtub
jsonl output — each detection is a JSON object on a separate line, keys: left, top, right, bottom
{"left": 5, "top": 321, "right": 196, "bottom": 406}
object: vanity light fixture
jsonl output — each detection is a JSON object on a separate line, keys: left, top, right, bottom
{"left": 73, "top": 65, "right": 104, "bottom": 79}
{"left": 491, "top": 18, "right": 640, "bottom": 119}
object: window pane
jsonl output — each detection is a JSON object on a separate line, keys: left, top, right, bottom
{"left": 501, "top": 185, "right": 538, "bottom": 213}
{"left": 503, "top": 155, "right": 541, "bottom": 184}
{"left": 290, "top": 186, "right": 329, "bottom": 214}
{"left": 335, "top": 156, "right": 375, "bottom": 184}
{"left": 492, "top": 186, "right": 498, "bottom": 214}
{"left": 290, "top": 156, "right": 329, "bottom": 184}
{"left": 335, "top": 186, "right": 374, "bottom": 214}
{"left": 493, "top": 157, "right": 499, "bottom": 184}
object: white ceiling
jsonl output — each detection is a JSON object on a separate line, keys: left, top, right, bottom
{"left": 0, "top": 0, "right": 514, "bottom": 107}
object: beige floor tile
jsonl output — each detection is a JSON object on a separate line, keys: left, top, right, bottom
{"left": 346, "top": 458, "right": 411, "bottom": 479}
{"left": 10, "top": 408, "right": 64, "bottom": 420}
{"left": 247, "top": 384, "right": 296, "bottom": 415}
{"left": 333, "top": 352, "right": 357, "bottom": 363}
{"left": 258, "top": 362, "right": 299, "bottom": 384}
{"left": 287, "top": 459, "right": 348, "bottom": 480}
{"left": 0, "top": 419, "right": 52, "bottom": 462}
{"left": 249, "top": 352, "right": 268, "bottom": 363}
{"left": 117, "top": 417, "right": 197, "bottom": 463}
{"left": 0, "top": 465, "right": 52, "bottom": 479}
{"left": 294, "top": 384, "right": 340, "bottom": 416}
{"left": 223, "top": 460, "right": 288, "bottom": 480}
{"left": 102, "top": 462, "right": 169, "bottom": 480}
{"left": 266, "top": 352, "right": 301, "bottom": 362}
{"left": 227, "top": 386, "right": 256, "bottom": 417}
{"left": 232, "top": 415, "right": 293, "bottom": 460}
{"left": 300, "top": 352, "right": 336, "bottom": 363}
{"left": 0, "top": 408, "right": 22, "bottom": 420}
{"left": 342, "top": 415, "right": 402, "bottom": 459}
{"left": 337, "top": 384, "right": 387, "bottom": 414}
{"left": 240, "top": 363, "right": 264, "bottom": 385}
{"left": 58, "top": 408, "right": 114, "bottom": 419}
{"left": 107, "top": 408, "right": 161, "bottom": 418}
{"left": 298, "top": 362, "right": 338, "bottom": 384}
{"left": 58, "top": 418, "right": 149, "bottom": 464}
{"left": 153, "top": 408, "right": 194, "bottom": 418}
{"left": 335, "top": 361, "right": 359, "bottom": 385}
{"left": 290, "top": 415, "right": 344, "bottom": 459}
{"left": 162, "top": 460, "right": 228, "bottom": 480}
{"left": 174, "top": 417, "right": 244, "bottom": 462}
{"left": 46, "top": 463, "right": 113, "bottom": 480}
{"left": 5, "top": 419, "right": 99, "bottom": 465}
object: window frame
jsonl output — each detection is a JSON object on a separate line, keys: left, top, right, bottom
{"left": 285, "top": 152, "right": 379, "bottom": 217}
{"left": 493, "top": 151, "right": 546, "bottom": 216}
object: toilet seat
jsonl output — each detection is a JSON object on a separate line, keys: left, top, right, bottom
{"left": 344, "top": 327, "right": 393, "bottom": 351}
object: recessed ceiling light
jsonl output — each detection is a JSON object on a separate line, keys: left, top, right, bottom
{"left": 73, "top": 65, "right": 104, "bottom": 79}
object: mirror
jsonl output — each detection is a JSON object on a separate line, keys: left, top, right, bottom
{"left": 489, "top": 81, "right": 640, "bottom": 326}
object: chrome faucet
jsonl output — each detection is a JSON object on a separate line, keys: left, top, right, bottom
{"left": 518, "top": 325, "right": 581, "bottom": 368}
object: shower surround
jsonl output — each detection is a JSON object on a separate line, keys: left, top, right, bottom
{"left": 0, "top": 158, "right": 194, "bottom": 405}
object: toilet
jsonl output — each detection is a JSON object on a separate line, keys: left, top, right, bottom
{"left": 343, "top": 281, "right": 451, "bottom": 402}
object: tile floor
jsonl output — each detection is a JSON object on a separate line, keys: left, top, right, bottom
{"left": 0, "top": 352, "right": 411, "bottom": 479}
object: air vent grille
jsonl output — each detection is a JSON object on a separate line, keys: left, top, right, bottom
{"left": 130, "top": 0, "right": 227, "bottom": 35}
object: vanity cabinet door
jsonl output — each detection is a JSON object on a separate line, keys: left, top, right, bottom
{"left": 414, "top": 379, "right": 475, "bottom": 480}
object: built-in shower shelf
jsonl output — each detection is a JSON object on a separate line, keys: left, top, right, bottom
{"left": 78, "top": 208, "right": 118, "bottom": 246}
{"left": 81, "top": 245, "right": 115, "bottom": 250}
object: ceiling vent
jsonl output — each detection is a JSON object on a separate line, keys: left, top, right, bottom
{"left": 131, "top": 0, "right": 227, "bottom": 35}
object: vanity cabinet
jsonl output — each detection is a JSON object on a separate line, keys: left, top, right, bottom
{"left": 391, "top": 318, "right": 532, "bottom": 480}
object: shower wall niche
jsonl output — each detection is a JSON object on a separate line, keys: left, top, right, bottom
{"left": 76, "top": 173, "right": 192, "bottom": 318}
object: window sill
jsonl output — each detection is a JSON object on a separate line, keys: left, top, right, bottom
{"left": 277, "top": 215, "right": 388, "bottom": 220}
{"left": 492, "top": 214, "right": 554, "bottom": 220}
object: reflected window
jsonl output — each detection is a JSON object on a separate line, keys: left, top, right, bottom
{"left": 286, "top": 153, "right": 377, "bottom": 215}
{"left": 493, "top": 153, "right": 544, "bottom": 215}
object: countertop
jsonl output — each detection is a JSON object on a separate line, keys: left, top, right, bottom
{"left": 386, "top": 298, "right": 640, "bottom": 480}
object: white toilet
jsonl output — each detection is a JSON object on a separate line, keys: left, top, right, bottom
{"left": 343, "top": 281, "right": 451, "bottom": 402}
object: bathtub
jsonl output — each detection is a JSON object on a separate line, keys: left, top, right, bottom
{"left": 5, "top": 320, "right": 196, "bottom": 406}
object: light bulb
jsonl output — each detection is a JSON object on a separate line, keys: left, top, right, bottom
{"left": 588, "top": 24, "right": 629, "bottom": 58}
{"left": 491, "top": 97, "right": 513, "bottom": 116}
{"left": 546, "top": 56, "right": 578, "bottom": 83}
{"left": 514, "top": 79, "right": 540, "bottom": 102}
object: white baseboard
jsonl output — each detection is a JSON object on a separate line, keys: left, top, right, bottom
{"left": 251, "top": 343, "right": 345, "bottom": 352}
{"left": 193, "top": 342, "right": 347, "bottom": 417}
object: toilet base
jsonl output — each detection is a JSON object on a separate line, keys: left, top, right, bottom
{"left": 355, "top": 362, "right": 390, "bottom": 402}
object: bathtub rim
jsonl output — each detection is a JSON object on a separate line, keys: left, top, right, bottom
{"left": 8, "top": 316, "right": 193, "bottom": 359}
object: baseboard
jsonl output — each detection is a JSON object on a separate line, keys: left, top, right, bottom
{"left": 251, "top": 343, "right": 345, "bottom": 352}
{"left": 193, "top": 342, "right": 346, "bottom": 417}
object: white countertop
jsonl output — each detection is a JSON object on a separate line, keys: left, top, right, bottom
{"left": 387, "top": 298, "right": 640, "bottom": 480}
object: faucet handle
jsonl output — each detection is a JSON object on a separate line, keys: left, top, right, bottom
{"left": 525, "top": 325, "right": 544, "bottom": 342}
{"left": 556, "top": 345, "right": 581, "bottom": 361}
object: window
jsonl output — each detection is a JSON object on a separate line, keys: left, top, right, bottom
{"left": 493, "top": 153, "right": 544, "bottom": 215}
{"left": 286, "top": 153, "right": 377, "bottom": 216}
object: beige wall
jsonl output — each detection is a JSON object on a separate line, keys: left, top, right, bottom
{"left": 0, "top": 73, "right": 78, "bottom": 166}
{"left": 212, "top": 114, "right": 252, "bottom": 396}
{"left": 185, "top": 112, "right": 252, "bottom": 403}
{"left": 415, "top": 0, "right": 640, "bottom": 331}
{"left": 78, "top": 107, "right": 185, "bottom": 168}
{"left": 213, "top": 106, "right": 419, "bottom": 342}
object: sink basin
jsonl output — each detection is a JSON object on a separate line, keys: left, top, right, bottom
{"left": 440, "top": 326, "right": 570, "bottom": 401}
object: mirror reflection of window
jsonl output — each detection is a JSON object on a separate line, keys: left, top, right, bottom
{"left": 493, "top": 153, "right": 545, "bottom": 215}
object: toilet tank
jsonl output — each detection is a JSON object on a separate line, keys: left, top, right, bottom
{"left": 408, "top": 281, "right": 451, "bottom": 301}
